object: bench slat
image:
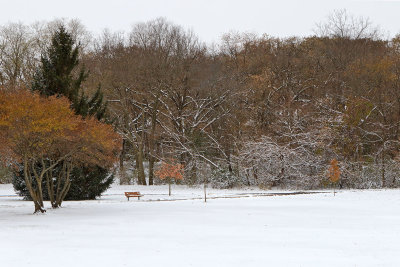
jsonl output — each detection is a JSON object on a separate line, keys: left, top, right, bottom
{"left": 125, "top": 192, "right": 143, "bottom": 196}
{"left": 124, "top": 192, "right": 143, "bottom": 200}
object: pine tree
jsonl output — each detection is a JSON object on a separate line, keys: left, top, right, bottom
{"left": 13, "top": 25, "right": 113, "bottom": 201}
{"left": 32, "top": 26, "right": 86, "bottom": 105}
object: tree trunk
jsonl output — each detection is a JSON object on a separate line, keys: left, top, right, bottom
{"left": 58, "top": 179, "right": 71, "bottom": 206}
{"left": 148, "top": 100, "right": 159, "bottom": 186}
{"left": 23, "top": 159, "right": 45, "bottom": 213}
{"left": 119, "top": 139, "right": 128, "bottom": 185}
{"left": 31, "top": 162, "right": 44, "bottom": 208}
{"left": 137, "top": 110, "right": 147, "bottom": 185}
{"left": 381, "top": 149, "right": 386, "bottom": 188}
{"left": 190, "top": 161, "right": 197, "bottom": 185}
{"left": 204, "top": 178, "right": 207, "bottom": 203}
{"left": 36, "top": 177, "right": 44, "bottom": 207}
{"left": 148, "top": 156, "right": 155, "bottom": 185}
{"left": 136, "top": 144, "right": 147, "bottom": 185}
{"left": 46, "top": 170, "right": 55, "bottom": 208}
{"left": 54, "top": 162, "right": 72, "bottom": 208}
{"left": 252, "top": 166, "right": 259, "bottom": 185}
{"left": 245, "top": 169, "right": 251, "bottom": 186}
{"left": 227, "top": 152, "right": 233, "bottom": 174}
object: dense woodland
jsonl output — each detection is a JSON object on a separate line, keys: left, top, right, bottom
{"left": 2, "top": 10, "right": 400, "bottom": 192}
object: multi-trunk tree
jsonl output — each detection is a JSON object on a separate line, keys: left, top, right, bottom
{"left": 0, "top": 90, "right": 120, "bottom": 213}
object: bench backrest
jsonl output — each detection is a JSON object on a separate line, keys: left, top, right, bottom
{"left": 125, "top": 192, "right": 141, "bottom": 196}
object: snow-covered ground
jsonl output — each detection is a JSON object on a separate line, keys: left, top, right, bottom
{"left": 1, "top": 184, "right": 400, "bottom": 267}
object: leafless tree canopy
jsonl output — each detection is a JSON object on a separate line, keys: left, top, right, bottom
{"left": 2, "top": 11, "right": 400, "bottom": 189}
{"left": 315, "top": 9, "right": 382, "bottom": 39}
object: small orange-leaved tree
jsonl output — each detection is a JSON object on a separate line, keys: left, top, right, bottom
{"left": 327, "top": 159, "right": 341, "bottom": 196}
{"left": 155, "top": 159, "right": 184, "bottom": 196}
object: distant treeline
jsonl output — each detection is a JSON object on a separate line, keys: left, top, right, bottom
{"left": 2, "top": 10, "right": 400, "bottom": 189}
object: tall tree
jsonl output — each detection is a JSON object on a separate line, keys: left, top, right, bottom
{"left": 14, "top": 25, "right": 113, "bottom": 201}
{"left": 31, "top": 25, "right": 107, "bottom": 118}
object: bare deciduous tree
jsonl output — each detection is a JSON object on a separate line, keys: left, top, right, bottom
{"left": 315, "top": 9, "right": 381, "bottom": 40}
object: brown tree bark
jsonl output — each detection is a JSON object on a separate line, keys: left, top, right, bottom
{"left": 136, "top": 144, "right": 147, "bottom": 185}
{"left": 119, "top": 139, "right": 128, "bottom": 184}
{"left": 23, "top": 158, "right": 45, "bottom": 213}
{"left": 148, "top": 102, "right": 159, "bottom": 186}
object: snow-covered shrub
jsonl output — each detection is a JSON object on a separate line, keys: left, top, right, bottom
{"left": 0, "top": 166, "right": 12, "bottom": 183}
{"left": 238, "top": 136, "right": 325, "bottom": 189}
{"left": 210, "top": 168, "right": 241, "bottom": 189}
{"left": 341, "top": 160, "right": 400, "bottom": 189}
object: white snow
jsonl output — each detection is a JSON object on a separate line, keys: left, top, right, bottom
{"left": 1, "top": 184, "right": 400, "bottom": 267}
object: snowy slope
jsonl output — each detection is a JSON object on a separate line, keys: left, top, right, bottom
{"left": 1, "top": 184, "right": 400, "bottom": 267}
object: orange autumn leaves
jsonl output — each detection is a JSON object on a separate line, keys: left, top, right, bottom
{"left": 155, "top": 160, "right": 184, "bottom": 181}
{"left": 0, "top": 90, "right": 121, "bottom": 168}
{"left": 0, "top": 90, "right": 76, "bottom": 157}
{"left": 327, "top": 159, "right": 341, "bottom": 183}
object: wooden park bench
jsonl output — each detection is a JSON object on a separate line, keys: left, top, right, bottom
{"left": 124, "top": 192, "right": 143, "bottom": 201}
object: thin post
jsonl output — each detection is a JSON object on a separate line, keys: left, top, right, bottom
{"left": 204, "top": 182, "right": 207, "bottom": 203}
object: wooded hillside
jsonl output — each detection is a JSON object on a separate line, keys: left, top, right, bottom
{"left": 1, "top": 11, "right": 400, "bottom": 189}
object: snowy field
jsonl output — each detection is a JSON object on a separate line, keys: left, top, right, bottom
{"left": 1, "top": 184, "right": 400, "bottom": 267}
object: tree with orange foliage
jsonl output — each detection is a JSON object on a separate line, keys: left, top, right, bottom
{"left": 0, "top": 90, "right": 121, "bottom": 213}
{"left": 155, "top": 159, "right": 184, "bottom": 196}
{"left": 327, "top": 159, "right": 341, "bottom": 196}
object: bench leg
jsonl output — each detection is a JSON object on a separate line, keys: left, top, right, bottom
{"left": 127, "top": 197, "right": 130, "bottom": 201}
{"left": 138, "top": 196, "right": 140, "bottom": 200}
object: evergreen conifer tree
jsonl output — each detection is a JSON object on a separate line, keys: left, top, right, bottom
{"left": 13, "top": 25, "right": 113, "bottom": 200}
